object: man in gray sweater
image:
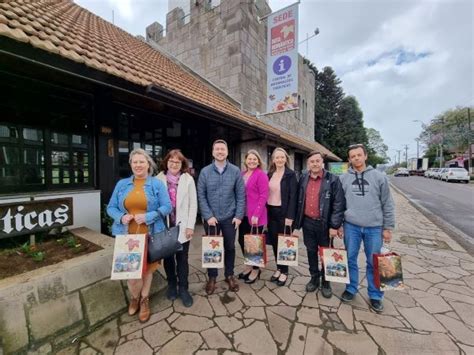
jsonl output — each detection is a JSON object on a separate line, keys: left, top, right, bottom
{"left": 198, "top": 139, "right": 245, "bottom": 295}
{"left": 338, "top": 144, "right": 395, "bottom": 313}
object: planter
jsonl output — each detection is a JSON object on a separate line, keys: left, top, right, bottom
{"left": 0, "top": 228, "right": 164, "bottom": 354}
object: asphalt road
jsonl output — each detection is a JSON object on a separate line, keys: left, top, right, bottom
{"left": 390, "top": 176, "right": 474, "bottom": 240}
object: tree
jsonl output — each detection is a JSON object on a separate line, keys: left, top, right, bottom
{"left": 418, "top": 106, "right": 473, "bottom": 163}
{"left": 366, "top": 127, "right": 389, "bottom": 166}
{"left": 328, "top": 96, "right": 368, "bottom": 161}
{"left": 314, "top": 66, "right": 345, "bottom": 147}
{"left": 306, "top": 59, "right": 390, "bottom": 164}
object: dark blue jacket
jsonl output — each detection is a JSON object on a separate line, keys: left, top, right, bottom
{"left": 197, "top": 161, "right": 245, "bottom": 221}
{"left": 294, "top": 170, "right": 345, "bottom": 233}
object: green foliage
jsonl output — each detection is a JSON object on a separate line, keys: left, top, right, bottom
{"left": 31, "top": 251, "right": 45, "bottom": 262}
{"left": 366, "top": 127, "right": 389, "bottom": 166}
{"left": 310, "top": 63, "right": 380, "bottom": 164}
{"left": 314, "top": 66, "right": 345, "bottom": 147}
{"left": 101, "top": 203, "right": 113, "bottom": 235}
{"left": 327, "top": 96, "right": 369, "bottom": 161}
{"left": 20, "top": 242, "right": 31, "bottom": 254}
{"left": 419, "top": 106, "right": 473, "bottom": 157}
{"left": 66, "top": 236, "right": 78, "bottom": 248}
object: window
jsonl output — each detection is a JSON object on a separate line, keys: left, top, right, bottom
{"left": 117, "top": 110, "right": 165, "bottom": 177}
{"left": 0, "top": 123, "right": 93, "bottom": 193}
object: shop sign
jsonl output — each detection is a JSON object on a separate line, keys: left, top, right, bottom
{"left": 0, "top": 198, "right": 73, "bottom": 239}
{"left": 266, "top": 3, "right": 299, "bottom": 113}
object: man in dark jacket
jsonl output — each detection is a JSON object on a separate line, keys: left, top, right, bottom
{"left": 197, "top": 139, "right": 246, "bottom": 295}
{"left": 294, "top": 151, "right": 345, "bottom": 298}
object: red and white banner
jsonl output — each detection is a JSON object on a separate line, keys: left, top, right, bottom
{"left": 266, "top": 3, "right": 299, "bottom": 113}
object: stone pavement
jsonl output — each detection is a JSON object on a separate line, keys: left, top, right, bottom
{"left": 60, "top": 189, "right": 474, "bottom": 354}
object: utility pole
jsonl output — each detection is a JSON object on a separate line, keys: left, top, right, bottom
{"left": 396, "top": 150, "right": 401, "bottom": 165}
{"left": 403, "top": 145, "right": 409, "bottom": 167}
{"left": 440, "top": 117, "right": 445, "bottom": 168}
{"left": 468, "top": 107, "right": 472, "bottom": 174}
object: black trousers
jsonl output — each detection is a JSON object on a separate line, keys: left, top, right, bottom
{"left": 163, "top": 240, "right": 190, "bottom": 289}
{"left": 302, "top": 217, "right": 330, "bottom": 279}
{"left": 238, "top": 216, "right": 264, "bottom": 269}
{"left": 204, "top": 218, "right": 236, "bottom": 278}
{"left": 267, "top": 206, "right": 289, "bottom": 274}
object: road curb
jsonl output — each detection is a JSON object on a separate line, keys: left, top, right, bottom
{"left": 389, "top": 182, "right": 474, "bottom": 255}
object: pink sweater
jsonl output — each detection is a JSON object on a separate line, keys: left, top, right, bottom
{"left": 242, "top": 168, "right": 269, "bottom": 226}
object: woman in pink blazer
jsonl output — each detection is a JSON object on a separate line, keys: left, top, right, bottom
{"left": 238, "top": 149, "right": 269, "bottom": 284}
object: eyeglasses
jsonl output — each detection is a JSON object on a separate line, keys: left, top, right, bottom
{"left": 168, "top": 160, "right": 182, "bottom": 165}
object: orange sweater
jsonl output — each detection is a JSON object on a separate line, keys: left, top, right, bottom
{"left": 124, "top": 178, "right": 160, "bottom": 270}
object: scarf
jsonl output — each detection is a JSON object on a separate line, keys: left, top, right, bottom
{"left": 166, "top": 171, "right": 180, "bottom": 224}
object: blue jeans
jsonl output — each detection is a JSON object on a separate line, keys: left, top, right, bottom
{"left": 344, "top": 222, "right": 383, "bottom": 300}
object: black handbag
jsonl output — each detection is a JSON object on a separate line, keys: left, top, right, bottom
{"left": 147, "top": 223, "right": 183, "bottom": 262}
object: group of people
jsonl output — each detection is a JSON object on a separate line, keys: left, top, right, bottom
{"left": 107, "top": 139, "right": 394, "bottom": 323}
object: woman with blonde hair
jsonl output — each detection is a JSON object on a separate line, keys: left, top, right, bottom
{"left": 237, "top": 149, "right": 269, "bottom": 283}
{"left": 107, "top": 148, "right": 171, "bottom": 322}
{"left": 267, "top": 147, "right": 298, "bottom": 286}
{"left": 157, "top": 149, "right": 197, "bottom": 307}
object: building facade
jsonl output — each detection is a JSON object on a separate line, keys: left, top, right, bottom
{"left": 0, "top": 1, "right": 336, "bottom": 235}
{"left": 150, "top": 0, "right": 317, "bottom": 161}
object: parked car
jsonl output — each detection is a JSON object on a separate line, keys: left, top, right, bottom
{"left": 440, "top": 168, "right": 470, "bottom": 183}
{"left": 424, "top": 168, "right": 435, "bottom": 178}
{"left": 394, "top": 168, "right": 409, "bottom": 177}
{"left": 431, "top": 168, "right": 443, "bottom": 180}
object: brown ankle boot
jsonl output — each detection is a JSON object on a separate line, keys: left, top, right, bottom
{"left": 205, "top": 277, "right": 217, "bottom": 295}
{"left": 225, "top": 275, "right": 239, "bottom": 292}
{"left": 138, "top": 296, "right": 150, "bottom": 323}
{"left": 128, "top": 296, "right": 140, "bottom": 316}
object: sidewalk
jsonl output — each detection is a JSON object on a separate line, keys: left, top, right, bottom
{"left": 68, "top": 189, "right": 474, "bottom": 355}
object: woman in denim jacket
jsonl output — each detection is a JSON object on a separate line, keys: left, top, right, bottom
{"left": 107, "top": 148, "right": 171, "bottom": 323}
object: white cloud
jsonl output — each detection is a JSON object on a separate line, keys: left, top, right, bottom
{"left": 76, "top": 0, "right": 473, "bottom": 160}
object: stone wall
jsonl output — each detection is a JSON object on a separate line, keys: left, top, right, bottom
{"left": 156, "top": 0, "right": 315, "bottom": 142}
{"left": 0, "top": 228, "right": 165, "bottom": 354}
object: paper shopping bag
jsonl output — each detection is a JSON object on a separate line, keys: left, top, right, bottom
{"left": 320, "top": 240, "right": 349, "bottom": 284}
{"left": 202, "top": 236, "right": 224, "bottom": 268}
{"left": 277, "top": 234, "right": 298, "bottom": 266}
{"left": 111, "top": 234, "right": 147, "bottom": 280}
{"left": 244, "top": 232, "right": 267, "bottom": 267}
{"left": 373, "top": 252, "right": 405, "bottom": 291}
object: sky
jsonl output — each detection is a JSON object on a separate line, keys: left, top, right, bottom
{"left": 75, "top": 0, "right": 473, "bottom": 162}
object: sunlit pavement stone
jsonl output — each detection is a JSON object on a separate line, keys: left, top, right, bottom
{"left": 80, "top": 189, "right": 473, "bottom": 354}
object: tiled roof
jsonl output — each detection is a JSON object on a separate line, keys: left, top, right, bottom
{"left": 0, "top": 0, "right": 340, "bottom": 160}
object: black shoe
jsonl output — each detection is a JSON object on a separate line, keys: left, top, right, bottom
{"left": 166, "top": 285, "right": 178, "bottom": 301}
{"left": 370, "top": 299, "right": 384, "bottom": 313}
{"left": 245, "top": 269, "right": 261, "bottom": 284}
{"left": 321, "top": 281, "right": 332, "bottom": 298}
{"left": 341, "top": 290, "right": 354, "bottom": 303}
{"left": 238, "top": 269, "right": 252, "bottom": 280}
{"left": 305, "top": 276, "right": 320, "bottom": 292}
{"left": 270, "top": 270, "right": 281, "bottom": 282}
{"left": 179, "top": 288, "right": 193, "bottom": 308}
{"left": 276, "top": 273, "right": 288, "bottom": 286}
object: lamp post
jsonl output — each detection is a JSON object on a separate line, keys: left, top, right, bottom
{"left": 298, "top": 28, "right": 319, "bottom": 57}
